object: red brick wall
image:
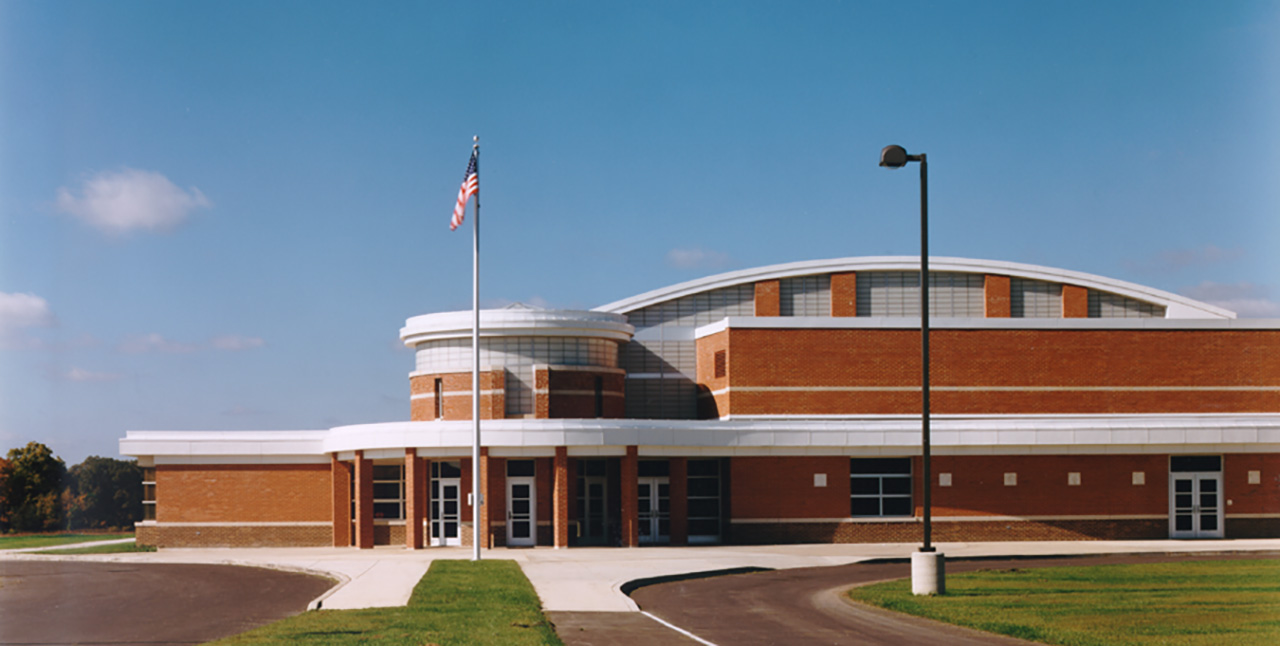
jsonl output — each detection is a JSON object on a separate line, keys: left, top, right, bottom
{"left": 929, "top": 454, "right": 1168, "bottom": 517}
{"left": 730, "top": 457, "right": 851, "bottom": 519}
{"left": 157, "top": 464, "right": 330, "bottom": 523}
{"left": 1063, "top": 285, "right": 1088, "bottom": 318}
{"left": 706, "top": 327, "right": 1280, "bottom": 415}
{"left": 410, "top": 370, "right": 505, "bottom": 421}
{"left": 546, "top": 370, "right": 626, "bottom": 419}
{"left": 696, "top": 330, "right": 730, "bottom": 418}
{"left": 1225, "top": 454, "right": 1280, "bottom": 514}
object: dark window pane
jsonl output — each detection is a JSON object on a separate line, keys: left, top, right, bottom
{"left": 688, "top": 478, "right": 720, "bottom": 497}
{"left": 507, "top": 460, "right": 536, "bottom": 477}
{"left": 638, "top": 499, "right": 651, "bottom": 514}
{"left": 639, "top": 461, "right": 670, "bottom": 477}
{"left": 851, "top": 477, "right": 881, "bottom": 495}
{"left": 882, "top": 476, "right": 911, "bottom": 495}
{"left": 444, "top": 501, "right": 458, "bottom": 515}
{"left": 1170, "top": 456, "right": 1221, "bottom": 472}
{"left": 688, "top": 459, "right": 720, "bottom": 477}
{"left": 443, "top": 485, "right": 458, "bottom": 498}
{"left": 658, "top": 483, "right": 670, "bottom": 497}
{"left": 374, "top": 502, "right": 401, "bottom": 519}
{"left": 658, "top": 498, "right": 670, "bottom": 513}
{"left": 431, "top": 481, "right": 439, "bottom": 497}
{"left": 688, "top": 519, "right": 720, "bottom": 536}
{"left": 589, "top": 483, "right": 604, "bottom": 498}
{"left": 1201, "top": 514, "right": 1218, "bottom": 531}
{"left": 1176, "top": 494, "right": 1193, "bottom": 508}
{"left": 512, "top": 484, "right": 530, "bottom": 498}
{"left": 373, "top": 465, "right": 402, "bottom": 480}
{"left": 882, "top": 497, "right": 913, "bottom": 516}
{"left": 431, "top": 523, "right": 439, "bottom": 538}
{"left": 851, "top": 498, "right": 881, "bottom": 516}
{"left": 438, "top": 462, "right": 461, "bottom": 478}
{"left": 512, "top": 500, "right": 530, "bottom": 515}
{"left": 689, "top": 498, "right": 719, "bottom": 518}
{"left": 513, "top": 522, "right": 530, "bottom": 538}
{"left": 444, "top": 521, "right": 458, "bottom": 537}
{"left": 1175, "top": 480, "right": 1192, "bottom": 492}
{"left": 851, "top": 458, "right": 911, "bottom": 475}
{"left": 1175, "top": 515, "right": 1192, "bottom": 531}
{"left": 1200, "top": 494, "right": 1217, "bottom": 509}
{"left": 658, "top": 519, "right": 670, "bottom": 535}
{"left": 373, "top": 483, "right": 401, "bottom": 500}
{"left": 1200, "top": 479, "right": 1217, "bottom": 493}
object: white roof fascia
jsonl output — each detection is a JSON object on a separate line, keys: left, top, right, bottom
{"left": 400, "top": 308, "right": 634, "bottom": 347}
{"left": 694, "top": 316, "right": 1280, "bottom": 338}
{"left": 593, "top": 256, "right": 1236, "bottom": 319}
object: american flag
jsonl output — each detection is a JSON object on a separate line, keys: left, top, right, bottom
{"left": 450, "top": 149, "right": 478, "bottom": 231}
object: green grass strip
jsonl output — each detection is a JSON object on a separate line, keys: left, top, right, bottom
{"left": 34, "top": 542, "right": 155, "bottom": 555}
{"left": 0, "top": 533, "right": 134, "bottom": 550}
{"left": 208, "top": 559, "right": 562, "bottom": 646}
{"left": 849, "top": 559, "right": 1280, "bottom": 646}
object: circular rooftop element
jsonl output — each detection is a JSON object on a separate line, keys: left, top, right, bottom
{"left": 400, "top": 305, "right": 635, "bottom": 347}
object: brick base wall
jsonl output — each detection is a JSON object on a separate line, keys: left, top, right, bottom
{"left": 136, "top": 523, "right": 330, "bottom": 548}
{"left": 730, "top": 518, "right": 1169, "bottom": 544}
{"left": 1226, "top": 517, "right": 1280, "bottom": 538}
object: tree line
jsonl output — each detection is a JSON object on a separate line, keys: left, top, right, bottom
{"left": 0, "top": 442, "right": 143, "bottom": 533}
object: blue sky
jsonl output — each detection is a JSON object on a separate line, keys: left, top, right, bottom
{"left": 2, "top": 1, "right": 1277, "bottom": 465}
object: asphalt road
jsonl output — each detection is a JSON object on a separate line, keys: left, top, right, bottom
{"left": 0, "top": 560, "right": 335, "bottom": 646}
{"left": 616, "top": 552, "right": 1278, "bottom": 646}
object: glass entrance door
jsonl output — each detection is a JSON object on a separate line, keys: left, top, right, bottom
{"left": 431, "top": 477, "right": 460, "bottom": 546}
{"left": 637, "top": 476, "right": 670, "bottom": 545}
{"left": 578, "top": 475, "right": 608, "bottom": 545}
{"left": 507, "top": 477, "right": 536, "bottom": 546}
{"left": 1170, "top": 473, "right": 1223, "bottom": 539}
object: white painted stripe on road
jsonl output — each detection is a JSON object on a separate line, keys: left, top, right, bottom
{"left": 641, "top": 610, "right": 720, "bottom": 646}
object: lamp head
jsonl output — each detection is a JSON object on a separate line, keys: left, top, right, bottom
{"left": 879, "top": 145, "right": 909, "bottom": 168}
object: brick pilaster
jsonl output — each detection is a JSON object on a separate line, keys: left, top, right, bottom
{"left": 669, "top": 457, "right": 688, "bottom": 546}
{"left": 554, "top": 446, "right": 570, "bottom": 548}
{"left": 830, "top": 272, "right": 857, "bottom": 317}
{"left": 354, "top": 451, "right": 374, "bottom": 549}
{"left": 1063, "top": 284, "right": 1089, "bottom": 318}
{"left": 405, "top": 449, "right": 425, "bottom": 549}
{"left": 754, "top": 280, "right": 780, "bottom": 317}
{"left": 984, "top": 274, "right": 1011, "bottom": 318}
{"left": 621, "top": 446, "right": 639, "bottom": 547}
{"left": 331, "top": 455, "right": 352, "bottom": 547}
{"left": 478, "top": 447, "right": 491, "bottom": 549}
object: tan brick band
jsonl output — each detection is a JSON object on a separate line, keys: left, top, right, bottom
{"left": 136, "top": 523, "right": 331, "bottom": 548}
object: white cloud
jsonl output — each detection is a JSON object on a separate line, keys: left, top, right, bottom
{"left": 0, "top": 291, "right": 55, "bottom": 348}
{"left": 65, "top": 367, "right": 124, "bottom": 382}
{"left": 1181, "top": 281, "right": 1280, "bottom": 318}
{"left": 210, "top": 335, "right": 266, "bottom": 351}
{"left": 665, "top": 247, "right": 731, "bottom": 270}
{"left": 55, "top": 168, "right": 211, "bottom": 233}
{"left": 118, "top": 333, "right": 199, "bottom": 354}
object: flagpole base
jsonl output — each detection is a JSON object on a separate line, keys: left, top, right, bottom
{"left": 911, "top": 550, "right": 946, "bottom": 596}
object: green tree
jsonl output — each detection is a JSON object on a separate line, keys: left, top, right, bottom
{"left": 1, "top": 442, "right": 66, "bottom": 532}
{"left": 63, "top": 456, "right": 143, "bottom": 530}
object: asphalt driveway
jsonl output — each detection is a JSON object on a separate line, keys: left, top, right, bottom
{"left": 0, "top": 560, "right": 334, "bottom": 646}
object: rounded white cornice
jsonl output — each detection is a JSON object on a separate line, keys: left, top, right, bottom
{"left": 593, "top": 256, "right": 1235, "bottom": 319}
{"left": 400, "top": 307, "right": 635, "bottom": 347}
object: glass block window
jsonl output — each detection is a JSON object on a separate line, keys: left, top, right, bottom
{"left": 780, "top": 274, "right": 831, "bottom": 316}
{"left": 856, "top": 272, "right": 984, "bottom": 317}
{"left": 372, "top": 464, "right": 404, "bottom": 520}
{"left": 850, "top": 458, "right": 913, "bottom": 517}
{"left": 626, "top": 284, "right": 755, "bottom": 329}
{"left": 687, "top": 459, "right": 722, "bottom": 543}
{"left": 415, "top": 337, "right": 619, "bottom": 374}
{"left": 1088, "top": 291, "right": 1166, "bottom": 318}
{"left": 1011, "top": 278, "right": 1063, "bottom": 318}
{"left": 142, "top": 467, "right": 156, "bottom": 521}
{"left": 624, "top": 376, "right": 698, "bottom": 419}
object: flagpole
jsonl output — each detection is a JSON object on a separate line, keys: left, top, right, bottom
{"left": 470, "top": 135, "right": 482, "bottom": 562}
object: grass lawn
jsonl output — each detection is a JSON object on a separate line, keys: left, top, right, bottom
{"left": 34, "top": 542, "right": 155, "bottom": 555}
{"left": 849, "top": 559, "right": 1280, "bottom": 646}
{"left": 0, "top": 532, "right": 134, "bottom": 550}
{"left": 207, "top": 559, "right": 562, "bottom": 646}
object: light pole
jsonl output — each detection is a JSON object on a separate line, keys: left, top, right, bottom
{"left": 880, "top": 144, "right": 945, "bottom": 595}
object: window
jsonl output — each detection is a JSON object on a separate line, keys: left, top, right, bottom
{"left": 372, "top": 464, "right": 404, "bottom": 520}
{"left": 142, "top": 467, "right": 156, "bottom": 521}
{"left": 714, "top": 350, "right": 726, "bottom": 379}
{"left": 507, "top": 459, "right": 536, "bottom": 477}
{"left": 687, "top": 459, "right": 723, "bottom": 542}
{"left": 850, "top": 458, "right": 912, "bottom": 517}
{"left": 434, "top": 378, "right": 443, "bottom": 419}
{"left": 594, "top": 376, "right": 604, "bottom": 418}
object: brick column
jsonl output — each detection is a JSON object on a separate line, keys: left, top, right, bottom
{"left": 754, "top": 280, "right": 780, "bottom": 317}
{"left": 331, "top": 455, "right": 352, "bottom": 547}
{"left": 984, "top": 275, "right": 1011, "bottom": 318}
{"left": 621, "top": 446, "right": 639, "bottom": 547}
{"left": 553, "top": 447, "right": 570, "bottom": 548}
{"left": 669, "top": 457, "right": 688, "bottom": 546}
{"left": 479, "top": 447, "right": 491, "bottom": 550}
{"left": 423, "top": 458, "right": 433, "bottom": 546}
{"left": 405, "top": 449, "right": 425, "bottom": 549}
{"left": 1063, "top": 284, "right": 1089, "bottom": 318}
{"left": 354, "top": 451, "right": 374, "bottom": 549}
{"left": 831, "top": 272, "right": 857, "bottom": 317}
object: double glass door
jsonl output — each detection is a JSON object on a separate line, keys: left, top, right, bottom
{"left": 431, "top": 477, "right": 460, "bottom": 546}
{"left": 1170, "top": 473, "right": 1223, "bottom": 539}
{"left": 637, "top": 476, "right": 670, "bottom": 545}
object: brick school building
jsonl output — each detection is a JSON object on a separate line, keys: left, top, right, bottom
{"left": 121, "top": 257, "right": 1280, "bottom": 548}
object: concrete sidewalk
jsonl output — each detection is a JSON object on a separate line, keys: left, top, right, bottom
{"left": 6, "top": 539, "right": 1279, "bottom": 612}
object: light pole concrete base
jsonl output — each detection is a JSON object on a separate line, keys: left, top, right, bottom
{"left": 911, "top": 551, "right": 946, "bottom": 595}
